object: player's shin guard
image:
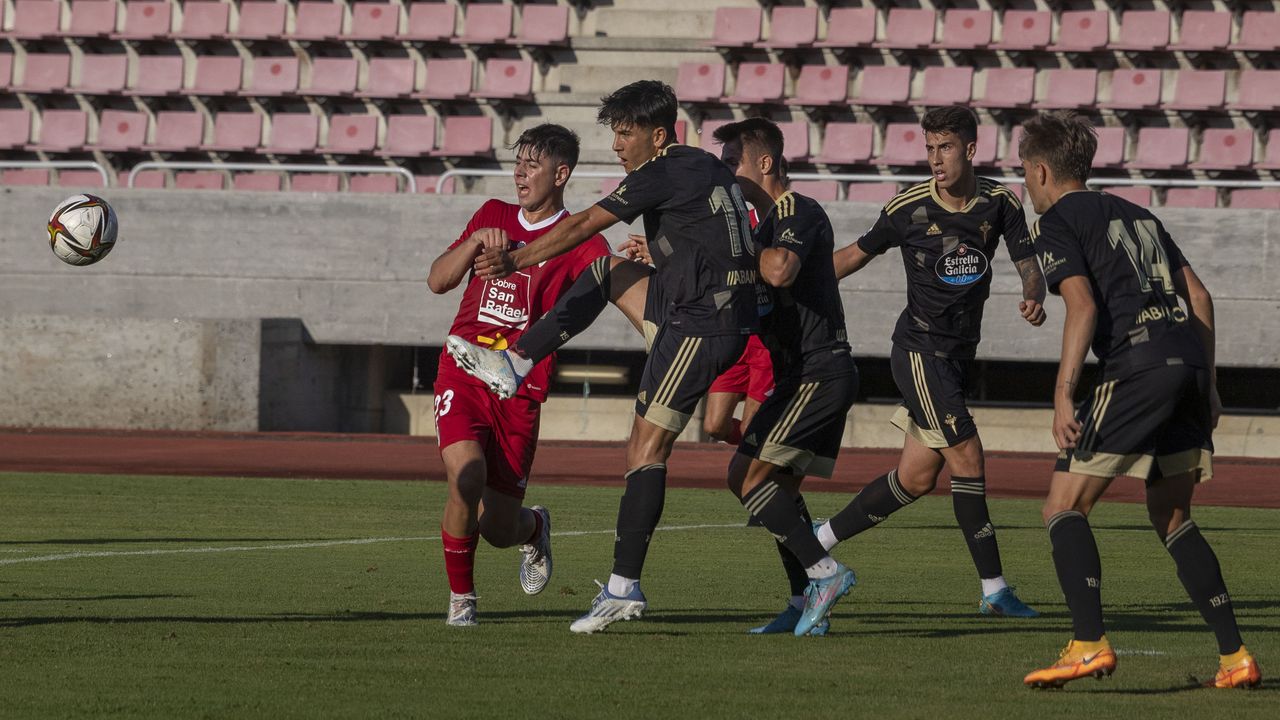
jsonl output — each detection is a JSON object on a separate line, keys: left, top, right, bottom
{"left": 1165, "top": 520, "right": 1244, "bottom": 655}
{"left": 442, "top": 528, "right": 479, "bottom": 595}
{"left": 611, "top": 463, "right": 667, "bottom": 579}
{"left": 1048, "top": 510, "right": 1105, "bottom": 641}
{"left": 513, "top": 256, "right": 614, "bottom": 364}
{"left": 951, "top": 476, "right": 1004, "bottom": 579}
{"left": 742, "top": 481, "right": 828, "bottom": 569}
{"left": 828, "top": 469, "right": 917, "bottom": 543}
{"left": 776, "top": 494, "right": 813, "bottom": 597}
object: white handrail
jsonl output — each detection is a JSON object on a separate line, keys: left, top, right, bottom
{"left": 127, "top": 162, "right": 416, "bottom": 193}
{"left": 436, "top": 168, "right": 626, "bottom": 193}
{"left": 0, "top": 160, "right": 111, "bottom": 187}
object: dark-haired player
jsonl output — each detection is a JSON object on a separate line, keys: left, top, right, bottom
{"left": 427, "top": 124, "right": 611, "bottom": 626}
{"left": 1019, "top": 111, "right": 1260, "bottom": 689}
{"left": 814, "top": 106, "right": 1044, "bottom": 616}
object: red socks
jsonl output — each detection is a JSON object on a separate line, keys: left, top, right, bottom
{"left": 724, "top": 418, "right": 743, "bottom": 446}
{"left": 442, "top": 528, "right": 478, "bottom": 595}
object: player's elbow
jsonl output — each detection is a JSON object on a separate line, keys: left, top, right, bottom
{"left": 760, "top": 261, "right": 796, "bottom": 288}
{"left": 1186, "top": 282, "right": 1213, "bottom": 313}
{"left": 427, "top": 273, "right": 455, "bottom": 295}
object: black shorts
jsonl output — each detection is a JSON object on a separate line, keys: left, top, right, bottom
{"left": 636, "top": 324, "right": 747, "bottom": 433}
{"left": 1055, "top": 362, "right": 1214, "bottom": 482}
{"left": 739, "top": 368, "right": 858, "bottom": 479}
{"left": 889, "top": 345, "right": 976, "bottom": 449}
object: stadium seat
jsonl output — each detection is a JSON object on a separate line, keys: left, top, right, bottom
{"left": 1100, "top": 69, "right": 1162, "bottom": 110}
{"left": 696, "top": 119, "right": 731, "bottom": 150}
{"left": 1229, "top": 189, "right": 1280, "bottom": 210}
{"left": 845, "top": 182, "right": 900, "bottom": 204}
{"left": 992, "top": 10, "right": 1051, "bottom": 51}
{"left": 725, "top": 63, "right": 785, "bottom": 105}
{"left": 177, "top": 1, "right": 230, "bottom": 40}
{"left": 57, "top": 169, "right": 106, "bottom": 188}
{"left": 0, "top": 53, "right": 10, "bottom": 88}
{"left": 417, "top": 174, "right": 454, "bottom": 194}
{"left": 325, "top": 114, "right": 378, "bottom": 154}
{"left": 1110, "top": 10, "right": 1170, "bottom": 51}
{"left": 816, "top": 7, "right": 875, "bottom": 49}
{"left": 675, "top": 62, "right": 725, "bottom": 103}
{"left": 125, "top": 54, "right": 184, "bottom": 96}
{"left": 14, "top": 53, "right": 71, "bottom": 93}
{"left": 789, "top": 180, "right": 839, "bottom": 202}
{"left": 67, "top": 0, "right": 118, "bottom": 38}
{"left": 29, "top": 109, "right": 88, "bottom": 152}
{"left": 919, "top": 66, "right": 973, "bottom": 106}
{"left": 814, "top": 122, "right": 873, "bottom": 165}
{"left": 401, "top": 2, "right": 455, "bottom": 42}
{"left": 73, "top": 53, "right": 128, "bottom": 95}
{"left": 1258, "top": 129, "right": 1280, "bottom": 170}
{"left": 880, "top": 123, "right": 926, "bottom": 166}
{"left": 0, "top": 108, "right": 33, "bottom": 149}
{"left": 345, "top": 2, "right": 400, "bottom": 41}
{"left": 1050, "top": 10, "right": 1109, "bottom": 52}
{"left": 233, "top": 173, "right": 284, "bottom": 192}
{"left": 932, "top": 9, "right": 992, "bottom": 50}
{"left": 291, "top": 2, "right": 344, "bottom": 41}
{"left": 1094, "top": 126, "right": 1126, "bottom": 168}
{"left": 790, "top": 65, "right": 848, "bottom": 106}
{"left": 378, "top": 114, "right": 436, "bottom": 157}
{"left": 175, "top": 171, "right": 226, "bottom": 190}
{"left": 6, "top": 0, "right": 61, "bottom": 40}
{"left": 1191, "top": 128, "right": 1254, "bottom": 170}
{"left": 203, "top": 111, "right": 264, "bottom": 152}
{"left": 972, "top": 67, "right": 1035, "bottom": 109}
{"left": 144, "top": 110, "right": 204, "bottom": 152}
{"left": 128, "top": 169, "right": 166, "bottom": 188}
{"left": 291, "top": 173, "right": 341, "bottom": 193}
{"left": 457, "top": 3, "right": 512, "bottom": 44}
{"left": 358, "top": 56, "right": 418, "bottom": 98}
{"left": 852, "top": 65, "right": 911, "bottom": 107}
{"left": 1230, "top": 70, "right": 1280, "bottom": 112}
{"left": 778, "top": 120, "right": 809, "bottom": 162}
{"left": 244, "top": 56, "right": 300, "bottom": 96}
{"left": 415, "top": 57, "right": 474, "bottom": 100}
{"left": 2, "top": 169, "right": 50, "bottom": 186}
{"left": 264, "top": 113, "right": 320, "bottom": 154}
{"left": 972, "top": 125, "right": 998, "bottom": 166}
{"left": 350, "top": 174, "right": 400, "bottom": 193}
{"left": 114, "top": 0, "right": 173, "bottom": 40}
{"left": 518, "top": 4, "right": 568, "bottom": 46}
{"left": 1104, "top": 186, "right": 1152, "bottom": 207}
{"left": 1231, "top": 11, "right": 1280, "bottom": 52}
{"left": 1035, "top": 69, "right": 1098, "bottom": 110}
{"left": 436, "top": 115, "right": 493, "bottom": 158}
{"left": 1164, "top": 70, "right": 1226, "bottom": 111}
{"left": 877, "top": 8, "right": 935, "bottom": 49}
{"left": 757, "top": 6, "right": 817, "bottom": 49}
{"left": 305, "top": 56, "right": 359, "bottom": 97}
{"left": 709, "top": 6, "right": 761, "bottom": 48}
{"left": 473, "top": 58, "right": 534, "bottom": 100}
{"left": 233, "top": 1, "right": 287, "bottom": 40}
{"left": 1130, "top": 127, "right": 1189, "bottom": 169}
{"left": 1170, "top": 10, "right": 1230, "bottom": 52}
{"left": 187, "top": 55, "right": 243, "bottom": 96}
{"left": 95, "top": 109, "right": 148, "bottom": 151}
{"left": 1164, "top": 188, "right": 1218, "bottom": 208}
{"left": 998, "top": 126, "right": 1024, "bottom": 168}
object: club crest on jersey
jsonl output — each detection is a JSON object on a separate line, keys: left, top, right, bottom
{"left": 478, "top": 271, "right": 532, "bottom": 328}
{"left": 935, "top": 244, "right": 989, "bottom": 286}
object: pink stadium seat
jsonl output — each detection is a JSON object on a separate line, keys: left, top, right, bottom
{"left": 697, "top": 119, "right": 731, "bottom": 149}
{"left": 1191, "top": 128, "right": 1254, "bottom": 170}
{"left": 57, "top": 169, "right": 106, "bottom": 188}
{"left": 725, "top": 63, "right": 784, "bottom": 104}
{"left": 265, "top": 113, "right": 320, "bottom": 154}
{"left": 126, "top": 55, "right": 184, "bottom": 96}
{"left": 919, "top": 66, "right": 973, "bottom": 106}
{"left": 417, "top": 175, "right": 453, "bottom": 194}
{"left": 345, "top": 2, "right": 399, "bottom": 40}
{"left": 1050, "top": 10, "right": 1109, "bottom": 52}
{"left": 234, "top": 1, "right": 286, "bottom": 40}
{"left": 95, "top": 109, "right": 148, "bottom": 151}
{"left": 203, "top": 111, "right": 264, "bottom": 151}
{"left": 145, "top": 110, "right": 204, "bottom": 152}
{"left": 845, "top": 182, "right": 899, "bottom": 204}
{"left": 458, "top": 3, "right": 512, "bottom": 44}
{"left": 401, "top": 2, "right": 455, "bottom": 42}
{"left": 789, "top": 180, "right": 839, "bottom": 202}
{"left": 350, "top": 174, "right": 400, "bottom": 193}
{"left": 474, "top": 58, "right": 533, "bottom": 100}
{"left": 15, "top": 53, "right": 71, "bottom": 93}
{"left": 1164, "top": 188, "right": 1218, "bottom": 209}
{"left": 877, "top": 8, "right": 935, "bottom": 49}
{"left": 1230, "top": 70, "right": 1280, "bottom": 112}
{"left": 0, "top": 53, "right": 11, "bottom": 88}
{"left": 1104, "top": 186, "right": 1152, "bottom": 207}
{"left": 29, "top": 109, "right": 88, "bottom": 151}
{"left": 853, "top": 65, "right": 911, "bottom": 107}
{"left": 932, "top": 10, "right": 991, "bottom": 50}
{"left": 0, "top": 109, "right": 33, "bottom": 149}
{"left": 436, "top": 115, "right": 493, "bottom": 158}
{"left": 1094, "top": 127, "right": 1126, "bottom": 168}
{"left": 73, "top": 53, "right": 128, "bottom": 95}
{"left": 1130, "top": 127, "right": 1190, "bottom": 169}
{"left": 187, "top": 55, "right": 243, "bottom": 95}
{"left": 378, "top": 114, "right": 436, "bottom": 157}
{"left": 291, "top": 173, "right": 341, "bottom": 193}
{"left": 709, "top": 6, "right": 761, "bottom": 48}
{"left": 1110, "top": 10, "right": 1170, "bottom": 51}
{"left": 778, "top": 120, "right": 809, "bottom": 162}
{"left": 233, "top": 173, "right": 283, "bottom": 192}
{"left": 519, "top": 4, "right": 568, "bottom": 46}
{"left": 68, "top": 0, "right": 118, "bottom": 38}
{"left": 880, "top": 123, "right": 926, "bottom": 166}
{"left": 305, "top": 56, "right": 359, "bottom": 97}
{"left": 817, "top": 7, "right": 875, "bottom": 49}
{"left": 1231, "top": 189, "right": 1280, "bottom": 209}
{"left": 177, "top": 1, "right": 230, "bottom": 39}
{"left": 972, "top": 67, "right": 1035, "bottom": 109}
{"left": 128, "top": 169, "right": 166, "bottom": 188}
{"left": 176, "top": 171, "right": 226, "bottom": 190}
{"left": 790, "top": 65, "right": 848, "bottom": 106}
{"left": 998, "top": 126, "right": 1024, "bottom": 168}
{"left": 245, "top": 56, "right": 300, "bottom": 96}
{"left": 114, "top": 1, "right": 173, "bottom": 40}
{"left": 1170, "top": 10, "right": 1230, "bottom": 52}
{"left": 1100, "top": 69, "right": 1162, "bottom": 110}
{"left": 1259, "top": 129, "right": 1280, "bottom": 170}
{"left": 7, "top": 0, "right": 61, "bottom": 40}
{"left": 325, "top": 114, "right": 378, "bottom": 154}
{"left": 416, "top": 57, "right": 473, "bottom": 100}
{"left": 359, "top": 56, "right": 417, "bottom": 98}
{"left": 972, "top": 124, "right": 997, "bottom": 166}
{"left": 758, "top": 6, "right": 817, "bottom": 49}
{"left": 992, "top": 10, "right": 1050, "bottom": 50}
{"left": 1231, "top": 11, "right": 1280, "bottom": 52}
{"left": 291, "top": 2, "right": 344, "bottom": 41}
{"left": 814, "top": 122, "right": 873, "bottom": 165}
{"left": 1035, "top": 69, "right": 1098, "bottom": 110}
{"left": 1164, "top": 70, "right": 1226, "bottom": 111}
{"left": 675, "top": 62, "right": 725, "bottom": 103}
{"left": 2, "top": 169, "right": 51, "bottom": 186}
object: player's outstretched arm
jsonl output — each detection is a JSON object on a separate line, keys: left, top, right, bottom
{"left": 428, "top": 228, "right": 509, "bottom": 294}
{"left": 1174, "top": 264, "right": 1220, "bottom": 427}
{"left": 1052, "top": 276, "right": 1096, "bottom": 450}
{"left": 759, "top": 246, "right": 802, "bottom": 288}
{"left": 474, "top": 205, "right": 620, "bottom": 279}
{"left": 1015, "top": 255, "right": 1048, "bottom": 327}
{"left": 833, "top": 241, "right": 874, "bottom": 280}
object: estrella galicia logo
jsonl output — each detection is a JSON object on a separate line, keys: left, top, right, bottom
{"left": 935, "top": 244, "right": 989, "bottom": 286}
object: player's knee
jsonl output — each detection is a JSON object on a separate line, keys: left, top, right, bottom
{"left": 898, "top": 469, "right": 937, "bottom": 497}
{"left": 725, "top": 454, "right": 749, "bottom": 496}
{"left": 704, "top": 417, "right": 729, "bottom": 441}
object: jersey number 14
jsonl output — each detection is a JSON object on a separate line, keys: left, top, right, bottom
{"left": 1107, "top": 218, "right": 1173, "bottom": 295}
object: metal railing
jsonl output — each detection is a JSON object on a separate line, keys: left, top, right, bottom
{"left": 127, "top": 162, "right": 417, "bottom": 193}
{"left": 436, "top": 167, "right": 626, "bottom": 193}
{"left": 0, "top": 160, "right": 111, "bottom": 187}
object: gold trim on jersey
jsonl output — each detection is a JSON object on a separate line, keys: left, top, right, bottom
{"left": 909, "top": 351, "right": 942, "bottom": 432}
{"left": 765, "top": 381, "right": 820, "bottom": 447}
{"left": 775, "top": 190, "right": 797, "bottom": 219}
{"left": 1078, "top": 380, "right": 1116, "bottom": 453}
{"left": 653, "top": 336, "right": 702, "bottom": 409}
{"left": 1030, "top": 218, "right": 1042, "bottom": 242}
{"left": 884, "top": 181, "right": 933, "bottom": 216}
{"left": 981, "top": 177, "right": 1023, "bottom": 210}
{"left": 641, "top": 403, "right": 692, "bottom": 433}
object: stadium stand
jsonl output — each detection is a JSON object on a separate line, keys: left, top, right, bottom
{"left": 816, "top": 7, "right": 875, "bottom": 49}
{"left": 1164, "top": 70, "right": 1227, "bottom": 111}
{"left": 518, "top": 5, "right": 569, "bottom": 46}
{"left": 245, "top": 56, "right": 301, "bottom": 97}
{"left": 291, "top": 2, "right": 345, "bottom": 42}
{"left": 73, "top": 54, "right": 129, "bottom": 95}
{"left": 725, "top": 62, "right": 785, "bottom": 105}
{"left": 29, "top": 109, "right": 89, "bottom": 152}
{"left": 813, "top": 122, "right": 874, "bottom": 166}
{"left": 187, "top": 55, "right": 244, "bottom": 96}
{"left": 933, "top": 10, "right": 992, "bottom": 50}
{"left": 5, "top": 0, "right": 61, "bottom": 40}
{"left": 95, "top": 109, "right": 149, "bottom": 152}
{"left": 919, "top": 66, "right": 973, "bottom": 107}
{"left": 1104, "top": 186, "right": 1153, "bottom": 207}
{"left": 126, "top": 54, "right": 184, "bottom": 96}
{"left": 1100, "top": 69, "right": 1162, "bottom": 110}
{"left": 880, "top": 123, "right": 926, "bottom": 166}
{"left": 1231, "top": 189, "right": 1280, "bottom": 209}
{"left": 877, "top": 9, "right": 936, "bottom": 50}
{"left": 790, "top": 65, "right": 848, "bottom": 107}
{"left": 676, "top": 61, "right": 725, "bottom": 103}
{"left": 972, "top": 67, "right": 1034, "bottom": 109}
{"left": 325, "top": 114, "right": 379, "bottom": 154}
{"left": 378, "top": 115, "right": 436, "bottom": 158}
{"left": 1231, "top": 10, "right": 1280, "bottom": 51}
{"left": 305, "top": 56, "right": 359, "bottom": 97}
{"left": 757, "top": 6, "right": 817, "bottom": 50}
{"left": 1165, "top": 188, "right": 1219, "bottom": 209}
{"left": 474, "top": 58, "right": 534, "bottom": 101}
{"left": 13, "top": 53, "right": 71, "bottom": 93}
{"left": 457, "top": 3, "right": 513, "bottom": 45}
{"left": 359, "top": 56, "right": 418, "bottom": 99}
{"left": 1049, "top": 10, "right": 1109, "bottom": 52}
{"left": 709, "top": 6, "right": 760, "bottom": 49}
{"left": 1191, "top": 129, "right": 1254, "bottom": 171}
{"left": 177, "top": 1, "right": 230, "bottom": 40}
{"left": 345, "top": 2, "right": 400, "bottom": 41}
{"left": 68, "top": 0, "right": 119, "bottom": 39}
{"left": 0, "top": 108, "right": 33, "bottom": 149}
{"left": 1111, "top": 10, "right": 1170, "bottom": 52}
{"left": 1036, "top": 69, "right": 1098, "bottom": 110}
{"left": 401, "top": 2, "right": 455, "bottom": 42}
{"left": 1130, "top": 127, "right": 1190, "bottom": 170}
{"left": 57, "top": 169, "right": 107, "bottom": 187}
{"left": 145, "top": 110, "right": 204, "bottom": 152}
{"left": 992, "top": 10, "right": 1051, "bottom": 50}
{"left": 234, "top": 2, "right": 287, "bottom": 41}
{"left": 1170, "top": 10, "right": 1230, "bottom": 52}
{"left": 264, "top": 113, "right": 321, "bottom": 155}
{"left": 417, "top": 57, "right": 473, "bottom": 101}
{"left": 114, "top": 0, "right": 174, "bottom": 40}
{"left": 1233, "top": 70, "right": 1280, "bottom": 112}
{"left": 853, "top": 65, "right": 911, "bottom": 107}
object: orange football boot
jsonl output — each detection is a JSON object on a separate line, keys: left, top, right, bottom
{"left": 1024, "top": 637, "right": 1117, "bottom": 689}
{"left": 1209, "top": 648, "right": 1261, "bottom": 689}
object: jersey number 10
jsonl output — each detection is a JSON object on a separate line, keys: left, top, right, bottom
{"left": 710, "top": 185, "right": 755, "bottom": 258}
{"left": 1107, "top": 218, "right": 1173, "bottom": 295}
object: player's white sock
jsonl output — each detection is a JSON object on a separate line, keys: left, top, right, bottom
{"left": 816, "top": 521, "right": 838, "bottom": 552}
{"left": 804, "top": 556, "right": 838, "bottom": 580}
{"left": 788, "top": 595, "right": 805, "bottom": 611}
{"left": 981, "top": 576, "right": 1008, "bottom": 597}
{"left": 607, "top": 573, "right": 638, "bottom": 597}
{"left": 505, "top": 350, "right": 533, "bottom": 379}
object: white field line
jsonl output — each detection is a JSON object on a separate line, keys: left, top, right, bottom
{"left": 0, "top": 523, "right": 744, "bottom": 567}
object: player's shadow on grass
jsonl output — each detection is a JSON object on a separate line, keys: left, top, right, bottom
{"left": 0, "top": 537, "right": 340, "bottom": 545}
{"left": 0, "top": 593, "right": 191, "bottom": 603}
{"left": 0, "top": 609, "right": 582, "bottom": 629}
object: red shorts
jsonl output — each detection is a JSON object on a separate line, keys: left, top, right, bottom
{"left": 708, "top": 335, "right": 774, "bottom": 404}
{"left": 433, "top": 374, "right": 541, "bottom": 500}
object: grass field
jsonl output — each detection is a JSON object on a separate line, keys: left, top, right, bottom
{"left": 1, "top": 472, "right": 1276, "bottom": 719}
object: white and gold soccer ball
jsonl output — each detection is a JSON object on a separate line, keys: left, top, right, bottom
{"left": 47, "top": 194, "right": 118, "bottom": 266}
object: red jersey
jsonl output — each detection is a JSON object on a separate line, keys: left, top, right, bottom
{"left": 437, "top": 199, "right": 611, "bottom": 403}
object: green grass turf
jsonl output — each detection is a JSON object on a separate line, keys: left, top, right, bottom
{"left": 1, "top": 472, "right": 1276, "bottom": 719}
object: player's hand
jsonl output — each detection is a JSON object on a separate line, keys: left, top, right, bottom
{"left": 469, "top": 227, "right": 510, "bottom": 252}
{"left": 1052, "top": 401, "right": 1082, "bottom": 451}
{"left": 1019, "top": 299, "right": 1046, "bottom": 327}
{"left": 621, "top": 233, "right": 652, "bottom": 264}
{"left": 474, "top": 246, "right": 516, "bottom": 279}
{"left": 1210, "top": 383, "right": 1223, "bottom": 430}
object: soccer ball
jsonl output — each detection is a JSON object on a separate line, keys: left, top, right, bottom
{"left": 47, "top": 194, "right": 118, "bottom": 266}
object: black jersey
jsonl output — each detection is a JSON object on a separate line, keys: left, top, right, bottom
{"left": 1033, "top": 191, "right": 1205, "bottom": 378}
{"left": 756, "top": 190, "right": 854, "bottom": 381}
{"left": 857, "top": 178, "right": 1034, "bottom": 359}
{"left": 596, "top": 144, "right": 759, "bottom": 337}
